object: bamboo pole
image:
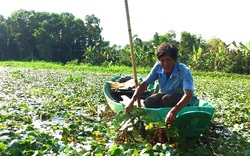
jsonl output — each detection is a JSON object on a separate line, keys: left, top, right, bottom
{"left": 124, "top": 0, "right": 141, "bottom": 107}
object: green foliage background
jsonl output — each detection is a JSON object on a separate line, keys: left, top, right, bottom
{"left": 0, "top": 10, "right": 249, "bottom": 74}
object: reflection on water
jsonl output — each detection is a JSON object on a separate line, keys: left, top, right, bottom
{"left": 32, "top": 116, "right": 67, "bottom": 140}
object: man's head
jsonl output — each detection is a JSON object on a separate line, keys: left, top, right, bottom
{"left": 156, "top": 42, "right": 178, "bottom": 61}
{"left": 156, "top": 42, "right": 178, "bottom": 75}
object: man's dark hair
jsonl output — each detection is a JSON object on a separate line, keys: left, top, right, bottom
{"left": 156, "top": 42, "right": 178, "bottom": 60}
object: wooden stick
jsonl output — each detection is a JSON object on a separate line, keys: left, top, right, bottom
{"left": 124, "top": 0, "right": 141, "bottom": 107}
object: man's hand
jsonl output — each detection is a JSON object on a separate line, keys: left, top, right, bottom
{"left": 125, "top": 101, "right": 134, "bottom": 112}
{"left": 165, "top": 89, "right": 192, "bottom": 125}
{"left": 124, "top": 81, "right": 148, "bottom": 112}
{"left": 165, "top": 110, "right": 177, "bottom": 125}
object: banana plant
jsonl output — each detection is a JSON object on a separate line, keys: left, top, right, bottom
{"left": 232, "top": 41, "right": 250, "bottom": 74}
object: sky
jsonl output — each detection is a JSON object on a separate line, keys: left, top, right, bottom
{"left": 0, "top": 0, "right": 249, "bottom": 47}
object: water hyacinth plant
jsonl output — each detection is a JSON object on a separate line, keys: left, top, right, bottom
{"left": 0, "top": 63, "right": 249, "bottom": 155}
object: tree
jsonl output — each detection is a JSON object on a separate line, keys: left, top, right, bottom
{"left": 82, "top": 15, "right": 105, "bottom": 65}
{"left": 0, "top": 15, "right": 8, "bottom": 60}
{"left": 32, "top": 12, "right": 53, "bottom": 61}
{"left": 178, "top": 31, "right": 203, "bottom": 65}
{"left": 7, "top": 9, "right": 37, "bottom": 60}
{"left": 71, "top": 18, "right": 87, "bottom": 63}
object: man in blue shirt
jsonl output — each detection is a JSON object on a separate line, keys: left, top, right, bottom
{"left": 125, "top": 42, "right": 197, "bottom": 125}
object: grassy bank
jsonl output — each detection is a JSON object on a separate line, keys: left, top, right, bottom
{"left": 1, "top": 60, "right": 249, "bottom": 79}
{"left": 0, "top": 60, "right": 150, "bottom": 75}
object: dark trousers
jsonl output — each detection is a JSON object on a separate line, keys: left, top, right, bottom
{"left": 144, "top": 93, "right": 182, "bottom": 108}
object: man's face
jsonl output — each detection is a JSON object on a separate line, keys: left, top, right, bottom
{"left": 159, "top": 55, "right": 176, "bottom": 75}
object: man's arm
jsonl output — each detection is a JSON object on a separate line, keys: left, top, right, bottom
{"left": 165, "top": 89, "right": 193, "bottom": 124}
{"left": 125, "top": 81, "right": 149, "bottom": 111}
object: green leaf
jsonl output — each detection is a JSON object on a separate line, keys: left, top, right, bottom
{"left": 9, "top": 147, "right": 22, "bottom": 156}
{"left": 0, "top": 142, "right": 7, "bottom": 150}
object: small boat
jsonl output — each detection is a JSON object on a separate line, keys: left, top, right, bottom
{"left": 103, "top": 75, "right": 215, "bottom": 137}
